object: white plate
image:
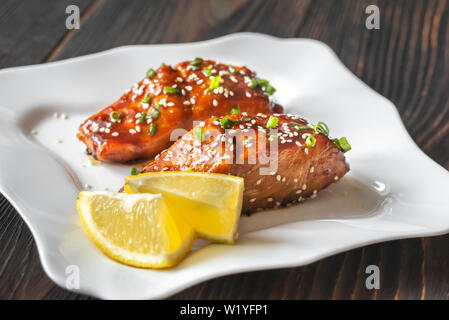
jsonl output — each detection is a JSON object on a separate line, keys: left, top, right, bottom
{"left": 0, "top": 33, "right": 448, "bottom": 299}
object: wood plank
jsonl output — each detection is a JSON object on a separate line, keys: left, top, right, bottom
{"left": 0, "top": 0, "right": 448, "bottom": 299}
{"left": 0, "top": 0, "right": 92, "bottom": 68}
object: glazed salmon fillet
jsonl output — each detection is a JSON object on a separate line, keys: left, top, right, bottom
{"left": 77, "top": 59, "right": 282, "bottom": 162}
{"left": 139, "top": 113, "right": 350, "bottom": 214}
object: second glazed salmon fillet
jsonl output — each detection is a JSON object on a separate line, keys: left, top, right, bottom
{"left": 77, "top": 59, "right": 282, "bottom": 162}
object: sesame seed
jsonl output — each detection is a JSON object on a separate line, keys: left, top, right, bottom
{"left": 185, "top": 86, "right": 192, "bottom": 91}
{"left": 135, "top": 126, "right": 141, "bottom": 132}
{"left": 230, "top": 76, "right": 238, "bottom": 83}
{"left": 167, "top": 102, "right": 175, "bottom": 107}
{"left": 305, "top": 148, "right": 309, "bottom": 155}
{"left": 213, "top": 99, "right": 218, "bottom": 107}
{"left": 141, "top": 103, "right": 149, "bottom": 109}
{"left": 183, "top": 100, "right": 191, "bottom": 105}
{"left": 31, "top": 130, "right": 38, "bottom": 135}
{"left": 276, "top": 175, "right": 281, "bottom": 181}
{"left": 84, "top": 183, "right": 91, "bottom": 189}
{"left": 129, "top": 129, "right": 136, "bottom": 134}
{"left": 334, "top": 175, "right": 339, "bottom": 181}
{"left": 267, "top": 197, "right": 273, "bottom": 202}
{"left": 256, "top": 178, "right": 263, "bottom": 185}
{"left": 313, "top": 190, "right": 317, "bottom": 194}
{"left": 296, "top": 190, "right": 302, "bottom": 194}
{"left": 246, "top": 92, "right": 252, "bottom": 98}
{"left": 310, "top": 166, "right": 315, "bottom": 173}
{"left": 302, "top": 184, "right": 307, "bottom": 190}
{"left": 111, "top": 132, "right": 119, "bottom": 136}
{"left": 197, "top": 79, "right": 203, "bottom": 85}
{"left": 190, "top": 98, "right": 196, "bottom": 104}
{"left": 105, "top": 128, "right": 110, "bottom": 133}
{"left": 250, "top": 198, "right": 256, "bottom": 203}
{"left": 295, "top": 141, "right": 301, "bottom": 147}
{"left": 282, "top": 177, "right": 286, "bottom": 183}
{"left": 294, "top": 178, "right": 298, "bottom": 183}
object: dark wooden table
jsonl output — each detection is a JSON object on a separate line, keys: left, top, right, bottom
{"left": 1, "top": 0, "right": 448, "bottom": 300}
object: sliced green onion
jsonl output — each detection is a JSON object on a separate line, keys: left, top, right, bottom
{"left": 333, "top": 137, "right": 351, "bottom": 152}
{"left": 109, "top": 111, "right": 122, "bottom": 121}
{"left": 194, "top": 127, "right": 204, "bottom": 142}
{"left": 241, "top": 116, "right": 252, "bottom": 122}
{"left": 265, "top": 85, "right": 276, "bottom": 95}
{"left": 289, "top": 123, "right": 312, "bottom": 131}
{"left": 305, "top": 135, "right": 316, "bottom": 147}
{"left": 208, "top": 75, "right": 221, "bottom": 92}
{"left": 163, "top": 86, "right": 180, "bottom": 94}
{"left": 229, "top": 65, "right": 237, "bottom": 74}
{"left": 313, "top": 121, "right": 329, "bottom": 136}
{"left": 202, "top": 68, "right": 212, "bottom": 77}
{"left": 161, "top": 63, "right": 167, "bottom": 67}
{"left": 149, "top": 123, "right": 157, "bottom": 136}
{"left": 185, "top": 167, "right": 194, "bottom": 172}
{"left": 230, "top": 104, "right": 241, "bottom": 114}
{"left": 141, "top": 95, "right": 152, "bottom": 103}
{"left": 266, "top": 116, "right": 279, "bottom": 129}
{"left": 149, "top": 108, "right": 160, "bottom": 119}
{"left": 191, "top": 57, "right": 202, "bottom": 70}
{"left": 250, "top": 78, "right": 259, "bottom": 88}
{"left": 138, "top": 112, "right": 147, "bottom": 124}
{"left": 146, "top": 68, "right": 155, "bottom": 78}
{"left": 250, "top": 78, "right": 276, "bottom": 95}
{"left": 130, "top": 168, "right": 137, "bottom": 175}
{"left": 220, "top": 116, "right": 231, "bottom": 129}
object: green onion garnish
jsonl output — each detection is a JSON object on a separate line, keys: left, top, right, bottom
{"left": 141, "top": 95, "right": 152, "bottom": 103}
{"left": 333, "top": 137, "right": 351, "bottom": 152}
{"left": 249, "top": 78, "right": 276, "bottom": 95}
{"left": 305, "top": 135, "right": 316, "bottom": 147}
{"left": 191, "top": 57, "right": 202, "bottom": 70}
{"left": 185, "top": 167, "right": 194, "bottom": 172}
{"left": 131, "top": 168, "right": 137, "bottom": 175}
{"left": 208, "top": 76, "right": 221, "bottom": 92}
{"left": 265, "top": 85, "right": 276, "bottom": 95}
{"left": 194, "top": 127, "right": 204, "bottom": 142}
{"left": 266, "top": 116, "right": 279, "bottom": 129}
{"left": 241, "top": 116, "right": 252, "bottom": 122}
{"left": 202, "top": 68, "right": 212, "bottom": 77}
{"left": 250, "top": 78, "right": 259, "bottom": 88}
{"left": 149, "top": 108, "right": 160, "bottom": 119}
{"left": 313, "top": 121, "right": 329, "bottom": 136}
{"left": 109, "top": 111, "right": 122, "bottom": 121}
{"left": 149, "top": 123, "right": 157, "bottom": 136}
{"left": 163, "top": 86, "right": 180, "bottom": 94}
{"left": 146, "top": 68, "right": 155, "bottom": 78}
{"left": 229, "top": 65, "right": 237, "bottom": 74}
{"left": 230, "top": 104, "right": 241, "bottom": 114}
{"left": 220, "top": 116, "right": 231, "bottom": 129}
{"left": 289, "top": 123, "right": 312, "bottom": 131}
{"left": 138, "top": 112, "right": 147, "bottom": 124}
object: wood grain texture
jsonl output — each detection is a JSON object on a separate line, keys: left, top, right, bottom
{"left": 0, "top": 0, "right": 448, "bottom": 300}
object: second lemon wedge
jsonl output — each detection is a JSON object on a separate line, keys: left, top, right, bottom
{"left": 125, "top": 172, "right": 244, "bottom": 244}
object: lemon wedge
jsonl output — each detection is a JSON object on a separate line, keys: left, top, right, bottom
{"left": 125, "top": 172, "right": 244, "bottom": 244}
{"left": 77, "top": 191, "right": 195, "bottom": 269}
